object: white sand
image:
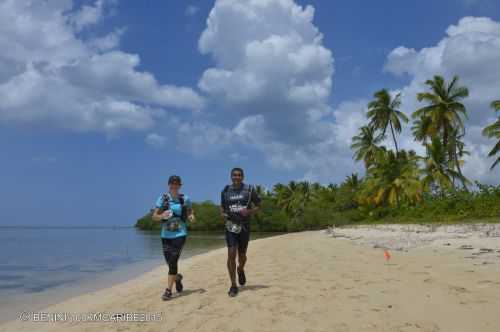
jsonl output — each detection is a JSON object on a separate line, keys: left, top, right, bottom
{"left": 2, "top": 228, "right": 500, "bottom": 332}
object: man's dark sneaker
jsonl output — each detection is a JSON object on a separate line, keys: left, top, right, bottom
{"left": 237, "top": 268, "right": 246, "bottom": 286}
{"left": 228, "top": 286, "right": 239, "bottom": 297}
{"left": 161, "top": 288, "right": 172, "bottom": 301}
{"left": 175, "top": 273, "right": 183, "bottom": 293}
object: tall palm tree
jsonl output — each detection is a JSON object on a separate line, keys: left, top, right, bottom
{"left": 351, "top": 125, "right": 385, "bottom": 167}
{"left": 483, "top": 100, "right": 500, "bottom": 169}
{"left": 447, "top": 127, "right": 470, "bottom": 188}
{"left": 413, "top": 75, "right": 469, "bottom": 189}
{"left": 367, "top": 89, "right": 409, "bottom": 153}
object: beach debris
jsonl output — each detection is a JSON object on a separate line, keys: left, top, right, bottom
{"left": 443, "top": 243, "right": 451, "bottom": 246}
{"left": 479, "top": 248, "right": 494, "bottom": 253}
{"left": 459, "top": 245, "right": 474, "bottom": 250}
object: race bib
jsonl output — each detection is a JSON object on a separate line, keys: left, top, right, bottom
{"left": 225, "top": 219, "right": 242, "bottom": 234}
{"left": 163, "top": 217, "right": 182, "bottom": 232}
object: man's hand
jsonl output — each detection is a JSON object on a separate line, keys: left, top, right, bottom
{"left": 239, "top": 208, "right": 250, "bottom": 217}
{"left": 188, "top": 214, "right": 195, "bottom": 222}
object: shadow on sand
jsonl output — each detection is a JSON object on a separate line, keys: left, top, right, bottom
{"left": 174, "top": 288, "right": 206, "bottom": 299}
{"left": 239, "top": 284, "right": 270, "bottom": 293}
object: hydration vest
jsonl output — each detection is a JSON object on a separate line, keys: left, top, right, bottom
{"left": 160, "top": 193, "right": 187, "bottom": 221}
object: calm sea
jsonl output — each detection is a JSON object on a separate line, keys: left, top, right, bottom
{"left": 0, "top": 227, "right": 276, "bottom": 322}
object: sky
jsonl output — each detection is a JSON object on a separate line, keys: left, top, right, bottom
{"left": 1, "top": 0, "right": 499, "bottom": 226}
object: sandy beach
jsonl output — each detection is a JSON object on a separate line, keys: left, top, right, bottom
{"left": 2, "top": 227, "right": 500, "bottom": 332}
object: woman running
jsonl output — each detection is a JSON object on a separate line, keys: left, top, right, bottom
{"left": 152, "top": 175, "right": 195, "bottom": 300}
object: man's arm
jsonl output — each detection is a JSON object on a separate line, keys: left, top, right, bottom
{"left": 240, "top": 186, "right": 260, "bottom": 217}
{"left": 220, "top": 190, "right": 227, "bottom": 222}
{"left": 248, "top": 188, "right": 261, "bottom": 215}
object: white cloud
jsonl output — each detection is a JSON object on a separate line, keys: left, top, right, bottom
{"left": 87, "top": 28, "right": 125, "bottom": 51}
{"left": 175, "top": 120, "right": 234, "bottom": 157}
{"left": 69, "top": 0, "right": 106, "bottom": 31}
{"left": 384, "top": 16, "right": 500, "bottom": 184}
{"left": 188, "top": 0, "right": 359, "bottom": 182}
{"left": 198, "top": 0, "right": 334, "bottom": 145}
{"left": 0, "top": 0, "right": 204, "bottom": 134}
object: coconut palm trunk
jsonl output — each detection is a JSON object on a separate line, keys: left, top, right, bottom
{"left": 389, "top": 121, "right": 399, "bottom": 153}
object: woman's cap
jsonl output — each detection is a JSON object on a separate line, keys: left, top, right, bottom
{"left": 168, "top": 175, "right": 182, "bottom": 185}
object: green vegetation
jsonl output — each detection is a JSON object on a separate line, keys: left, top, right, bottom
{"left": 135, "top": 75, "right": 500, "bottom": 232}
{"left": 483, "top": 100, "right": 500, "bottom": 170}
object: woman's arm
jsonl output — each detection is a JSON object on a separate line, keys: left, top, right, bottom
{"left": 152, "top": 208, "right": 165, "bottom": 222}
{"left": 187, "top": 207, "right": 195, "bottom": 222}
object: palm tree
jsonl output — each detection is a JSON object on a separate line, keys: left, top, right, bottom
{"left": 295, "top": 181, "right": 315, "bottom": 217}
{"left": 343, "top": 173, "right": 360, "bottom": 190}
{"left": 254, "top": 184, "right": 269, "bottom": 198}
{"left": 367, "top": 89, "right": 409, "bottom": 153}
{"left": 422, "top": 137, "right": 459, "bottom": 194}
{"left": 412, "top": 116, "right": 433, "bottom": 144}
{"left": 273, "top": 181, "right": 312, "bottom": 220}
{"left": 483, "top": 100, "right": 500, "bottom": 169}
{"left": 273, "top": 183, "right": 295, "bottom": 217}
{"left": 360, "top": 149, "right": 422, "bottom": 207}
{"left": 351, "top": 125, "right": 385, "bottom": 167}
{"left": 413, "top": 75, "right": 469, "bottom": 189}
{"left": 447, "top": 127, "right": 470, "bottom": 188}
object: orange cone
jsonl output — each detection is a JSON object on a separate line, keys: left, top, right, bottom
{"left": 384, "top": 249, "right": 391, "bottom": 261}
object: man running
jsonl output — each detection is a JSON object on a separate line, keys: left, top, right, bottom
{"left": 220, "top": 167, "right": 261, "bottom": 297}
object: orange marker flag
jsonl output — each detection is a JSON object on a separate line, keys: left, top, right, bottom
{"left": 384, "top": 250, "right": 391, "bottom": 261}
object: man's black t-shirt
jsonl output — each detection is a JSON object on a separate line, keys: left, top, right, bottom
{"left": 220, "top": 183, "right": 261, "bottom": 224}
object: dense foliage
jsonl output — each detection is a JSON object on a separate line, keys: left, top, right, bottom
{"left": 135, "top": 75, "right": 500, "bottom": 232}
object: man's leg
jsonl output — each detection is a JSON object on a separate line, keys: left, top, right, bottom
{"left": 225, "top": 230, "right": 239, "bottom": 284}
{"left": 227, "top": 246, "right": 238, "bottom": 286}
{"left": 237, "top": 228, "right": 250, "bottom": 286}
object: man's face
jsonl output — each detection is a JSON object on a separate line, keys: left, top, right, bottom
{"left": 231, "top": 171, "right": 243, "bottom": 186}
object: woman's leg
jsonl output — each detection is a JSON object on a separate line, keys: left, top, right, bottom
{"left": 162, "top": 237, "right": 186, "bottom": 291}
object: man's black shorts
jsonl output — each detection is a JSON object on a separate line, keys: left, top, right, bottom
{"left": 225, "top": 226, "right": 250, "bottom": 253}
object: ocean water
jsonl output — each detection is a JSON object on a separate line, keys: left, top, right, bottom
{"left": 0, "top": 227, "right": 275, "bottom": 322}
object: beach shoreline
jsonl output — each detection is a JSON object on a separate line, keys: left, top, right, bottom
{"left": 2, "top": 227, "right": 500, "bottom": 332}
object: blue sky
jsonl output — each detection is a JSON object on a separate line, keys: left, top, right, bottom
{"left": 1, "top": 0, "right": 499, "bottom": 226}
